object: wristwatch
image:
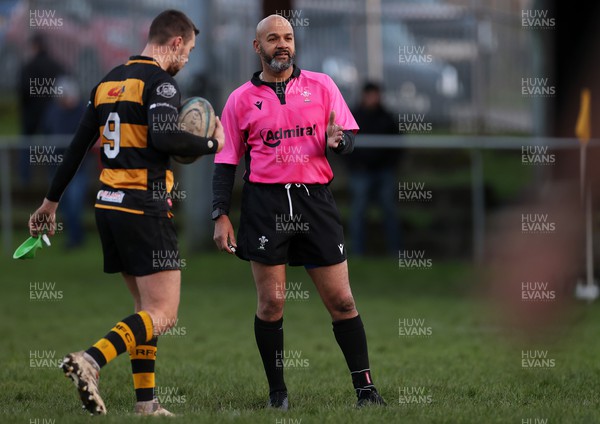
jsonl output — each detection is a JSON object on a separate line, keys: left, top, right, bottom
{"left": 212, "top": 208, "right": 228, "bottom": 220}
{"left": 335, "top": 135, "right": 346, "bottom": 151}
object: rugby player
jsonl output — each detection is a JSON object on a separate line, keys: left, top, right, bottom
{"left": 212, "top": 15, "right": 385, "bottom": 409}
{"left": 28, "top": 10, "right": 224, "bottom": 416}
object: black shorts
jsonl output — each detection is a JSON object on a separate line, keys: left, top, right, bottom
{"left": 95, "top": 208, "right": 180, "bottom": 276}
{"left": 236, "top": 183, "right": 347, "bottom": 266}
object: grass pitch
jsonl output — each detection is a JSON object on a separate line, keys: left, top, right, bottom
{"left": 1, "top": 236, "right": 600, "bottom": 423}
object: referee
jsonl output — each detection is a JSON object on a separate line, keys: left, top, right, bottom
{"left": 212, "top": 15, "right": 385, "bottom": 409}
{"left": 28, "top": 10, "right": 223, "bottom": 416}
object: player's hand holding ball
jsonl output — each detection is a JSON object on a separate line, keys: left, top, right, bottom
{"left": 212, "top": 116, "right": 225, "bottom": 153}
{"left": 173, "top": 97, "right": 223, "bottom": 164}
{"left": 326, "top": 110, "right": 344, "bottom": 149}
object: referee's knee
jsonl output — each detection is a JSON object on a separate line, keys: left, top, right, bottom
{"left": 331, "top": 295, "right": 356, "bottom": 316}
{"left": 257, "top": 298, "right": 285, "bottom": 321}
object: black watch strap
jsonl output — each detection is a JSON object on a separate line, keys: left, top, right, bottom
{"left": 212, "top": 208, "right": 228, "bottom": 220}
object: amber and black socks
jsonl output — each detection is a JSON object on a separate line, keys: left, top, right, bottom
{"left": 84, "top": 311, "right": 154, "bottom": 369}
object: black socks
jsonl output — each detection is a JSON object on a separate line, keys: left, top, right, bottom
{"left": 333, "top": 315, "right": 374, "bottom": 391}
{"left": 254, "top": 315, "right": 287, "bottom": 394}
{"left": 255, "top": 314, "right": 375, "bottom": 396}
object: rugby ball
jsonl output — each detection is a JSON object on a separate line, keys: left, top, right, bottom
{"left": 172, "top": 97, "right": 216, "bottom": 164}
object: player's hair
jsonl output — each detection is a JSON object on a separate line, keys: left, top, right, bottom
{"left": 148, "top": 10, "right": 199, "bottom": 44}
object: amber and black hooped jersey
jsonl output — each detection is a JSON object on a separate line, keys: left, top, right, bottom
{"left": 45, "top": 55, "right": 218, "bottom": 217}
{"left": 91, "top": 55, "right": 181, "bottom": 217}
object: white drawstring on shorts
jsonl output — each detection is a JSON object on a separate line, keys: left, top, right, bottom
{"left": 284, "top": 183, "right": 310, "bottom": 218}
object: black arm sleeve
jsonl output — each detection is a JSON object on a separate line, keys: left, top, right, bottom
{"left": 149, "top": 105, "right": 218, "bottom": 156}
{"left": 332, "top": 130, "right": 355, "bottom": 155}
{"left": 146, "top": 74, "right": 218, "bottom": 157}
{"left": 46, "top": 106, "right": 99, "bottom": 202}
{"left": 212, "top": 163, "right": 237, "bottom": 215}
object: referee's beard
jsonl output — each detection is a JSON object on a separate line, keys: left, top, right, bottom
{"left": 260, "top": 47, "right": 295, "bottom": 73}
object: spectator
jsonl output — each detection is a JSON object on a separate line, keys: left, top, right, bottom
{"left": 347, "top": 82, "right": 402, "bottom": 255}
{"left": 42, "top": 76, "right": 95, "bottom": 248}
{"left": 18, "top": 33, "right": 63, "bottom": 184}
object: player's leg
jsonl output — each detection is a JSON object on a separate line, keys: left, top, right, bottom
{"left": 85, "top": 212, "right": 158, "bottom": 372}
{"left": 122, "top": 272, "right": 162, "bottom": 414}
{"left": 60, "top": 307, "right": 154, "bottom": 415}
{"left": 124, "top": 273, "right": 156, "bottom": 407}
{"left": 307, "top": 262, "right": 385, "bottom": 407}
{"left": 251, "top": 261, "right": 288, "bottom": 410}
{"left": 135, "top": 269, "right": 180, "bottom": 333}
{"left": 124, "top": 273, "right": 141, "bottom": 311}
{"left": 124, "top": 273, "right": 155, "bottom": 404}
{"left": 131, "top": 270, "right": 180, "bottom": 416}
{"left": 60, "top": 211, "right": 156, "bottom": 415}
{"left": 120, "top": 213, "right": 180, "bottom": 415}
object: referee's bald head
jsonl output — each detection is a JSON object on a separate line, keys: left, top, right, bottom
{"left": 256, "top": 14, "right": 293, "bottom": 40}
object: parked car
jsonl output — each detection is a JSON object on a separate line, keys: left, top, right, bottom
{"left": 294, "top": 1, "right": 462, "bottom": 127}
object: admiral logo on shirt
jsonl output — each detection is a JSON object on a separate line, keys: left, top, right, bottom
{"left": 260, "top": 124, "right": 317, "bottom": 148}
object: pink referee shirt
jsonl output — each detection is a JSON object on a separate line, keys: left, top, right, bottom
{"left": 215, "top": 67, "right": 358, "bottom": 184}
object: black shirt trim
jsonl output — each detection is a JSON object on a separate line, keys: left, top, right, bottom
{"left": 250, "top": 65, "right": 302, "bottom": 105}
